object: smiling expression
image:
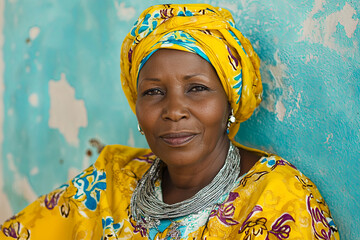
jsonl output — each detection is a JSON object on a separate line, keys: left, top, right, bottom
{"left": 136, "top": 49, "right": 230, "bottom": 169}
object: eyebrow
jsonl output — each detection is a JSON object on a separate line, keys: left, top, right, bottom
{"left": 139, "top": 78, "right": 161, "bottom": 82}
{"left": 138, "top": 73, "right": 209, "bottom": 86}
{"left": 140, "top": 74, "right": 206, "bottom": 81}
{"left": 184, "top": 74, "right": 208, "bottom": 80}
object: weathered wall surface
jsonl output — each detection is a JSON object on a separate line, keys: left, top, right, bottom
{"left": 0, "top": 0, "right": 358, "bottom": 239}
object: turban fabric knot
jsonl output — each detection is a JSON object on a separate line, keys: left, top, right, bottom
{"left": 120, "top": 4, "right": 262, "bottom": 139}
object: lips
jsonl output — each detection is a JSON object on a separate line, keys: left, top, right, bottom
{"left": 160, "top": 132, "right": 197, "bottom": 146}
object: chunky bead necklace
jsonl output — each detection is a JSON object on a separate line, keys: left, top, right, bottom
{"left": 130, "top": 142, "right": 241, "bottom": 231}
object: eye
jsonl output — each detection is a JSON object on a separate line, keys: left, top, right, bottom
{"left": 188, "top": 84, "right": 209, "bottom": 92}
{"left": 142, "top": 88, "right": 164, "bottom": 96}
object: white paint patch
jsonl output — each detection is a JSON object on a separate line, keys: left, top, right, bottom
{"left": 7, "top": 153, "right": 37, "bottom": 204}
{"left": 287, "top": 91, "right": 303, "bottom": 118}
{"left": 114, "top": 2, "right": 135, "bottom": 21}
{"left": 275, "top": 100, "right": 286, "bottom": 121}
{"left": 0, "top": 0, "right": 13, "bottom": 223}
{"left": 68, "top": 167, "right": 80, "bottom": 181}
{"left": 268, "top": 50, "right": 288, "bottom": 89}
{"left": 48, "top": 73, "right": 88, "bottom": 147}
{"left": 30, "top": 167, "right": 39, "bottom": 176}
{"left": 300, "top": 1, "right": 359, "bottom": 51}
{"left": 261, "top": 50, "right": 289, "bottom": 120}
{"left": 29, "top": 26, "right": 40, "bottom": 40}
{"left": 28, "top": 93, "right": 39, "bottom": 107}
{"left": 82, "top": 155, "right": 90, "bottom": 170}
{"left": 127, "top": 128, "right": 135, "bottom": 147}
{"left": 325, "top": 3, "right": 358, "bottom": 39}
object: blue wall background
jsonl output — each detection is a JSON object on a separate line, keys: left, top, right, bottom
{"left": 0, "top": 0, "right": 359, "bottom": 239}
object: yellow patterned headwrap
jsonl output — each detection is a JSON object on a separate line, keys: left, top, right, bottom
{"left": 120, "top": 4, "right": 262, "bottom": 139}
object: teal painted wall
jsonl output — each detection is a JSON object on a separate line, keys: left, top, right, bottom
{"left": 0, "top": 0, "right": 359, "bottom": 239}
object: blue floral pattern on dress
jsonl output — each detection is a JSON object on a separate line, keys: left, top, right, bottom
{"left": 72, "top": 166, "right": 107, "bottom": 211}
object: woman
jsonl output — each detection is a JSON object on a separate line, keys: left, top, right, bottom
{"left": 0, "top": 4, "right": 339, "bottom": 240}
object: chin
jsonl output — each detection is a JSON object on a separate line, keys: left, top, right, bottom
{"left": 154, "top": 144, "right": 205, "bottom": 168}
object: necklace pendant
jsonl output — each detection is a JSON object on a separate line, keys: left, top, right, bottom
{"left": 140, "top": 215, "right": 161, "bottom": 232}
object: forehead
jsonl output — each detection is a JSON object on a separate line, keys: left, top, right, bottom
{"left": 138, "top": 49, "right": 216, "bottom": 78}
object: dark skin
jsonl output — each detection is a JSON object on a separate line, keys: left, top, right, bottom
{"left": 136, "top": 49, "right": 260, "bottom": 204}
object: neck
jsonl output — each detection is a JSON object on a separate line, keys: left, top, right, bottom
{"left": 161, "top": 138, "right": 230, "bottom": 204}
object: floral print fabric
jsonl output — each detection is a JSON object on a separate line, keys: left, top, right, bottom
{"left": 0, "top": 144, "right": 340, "bottom": 239}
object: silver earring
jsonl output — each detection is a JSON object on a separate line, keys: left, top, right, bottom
{"left": 227, "top": 110, "right": 235, "bottom": 133}
{"left": 138, "top": 124, "right": 144, "bottom": 135}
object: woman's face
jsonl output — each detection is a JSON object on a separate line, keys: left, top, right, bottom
{"left": 136, "top": 49, "right": 230, "bottom": 168}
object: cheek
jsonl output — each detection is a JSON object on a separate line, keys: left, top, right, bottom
{"left": 136, "top": 99, "right": 158, "bottom": 131}
{"left": 135, "top": 100, "right": 147, "bottom": 126}
{"left": 197, "top": 98, "right": 229, "bottom": 130}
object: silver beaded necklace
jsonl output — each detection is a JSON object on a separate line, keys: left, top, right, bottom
{"left": 130, "top": 142, "right": 241, "bottom": 232}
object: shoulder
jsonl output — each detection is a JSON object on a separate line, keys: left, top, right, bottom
{"left": 238, "top": 154, "right": 321, "bottom": 203}
{"left": 92, "top": 145, "right": 155, "bottom": 186}
{"left": 0, "top": 145, "right": 155, "bottom": 239}
{"left": 94, "top": 144, "right": 154, "bottom": 170}
{"left": 228, "top": 155, "right": 339, "bottom": 239}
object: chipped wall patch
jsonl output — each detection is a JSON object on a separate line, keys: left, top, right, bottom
{"left": 68, "top": 167, "right": 80, "bottom": 181}
{"left": 29, "top": 93, "right": 39, "bottom": 107}
{"left": 325, "top": 3, "right": 358, "bottom": 39}
{"left": 261, "top": 49, "right": 289, "bottom": 120}
{"left": 7, "top": 153, "right": 37, "bottom": 204}
{"left": 114, "top": 2, "right": 135, "bottom": 21}
{"left": 30, "top": 167, "right": 39, "bottom": 176}
{"left": 300, "top": 1, "right": 359, "bottom": 51}
{"left": 48, "top": 73, "right": 88, "bottom": 147}
{"left": 275, "top": 100, "right": 286, "bottom": 121}
{"left": 29, "top": 26, "right": 40, "bottom": 40}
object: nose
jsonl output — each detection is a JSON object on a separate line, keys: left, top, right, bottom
{"left": 161, "top": 92, "right": 189, "bottom": 122}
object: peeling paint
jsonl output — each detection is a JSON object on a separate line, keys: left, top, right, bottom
{"left": 325, "top": 3, "right": 358, "bottom": 39}
{"left": 300, "top": 1, "right": 359, "bottom": 51}
{"left": 7, "top": 153, "right": 37, "bottom": 205}
{"left": 30, "top": 167, "right": 39, "bottom": 176}
{"left": 275, "top": 100, "right": 286, "bottom": 121}
{"left": 68, "top": 167, "right": 81, "bottom": 181}
{"left": 28, "top": 93, "right": 38, "bottom": 107}
{"left": 29, "top": 26, "right": 40, "bottom": 40}
{"left": 48, "top": 73, "right": 88, "bottom": 147}
{"left": 114, "top": 2, "right": 135, "bottom": 21}
{"left": 261, "top": 49, "right": 289, "bottom": 119}
{"left": 82, "top": 155, "right": 90, "bottom": 170}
